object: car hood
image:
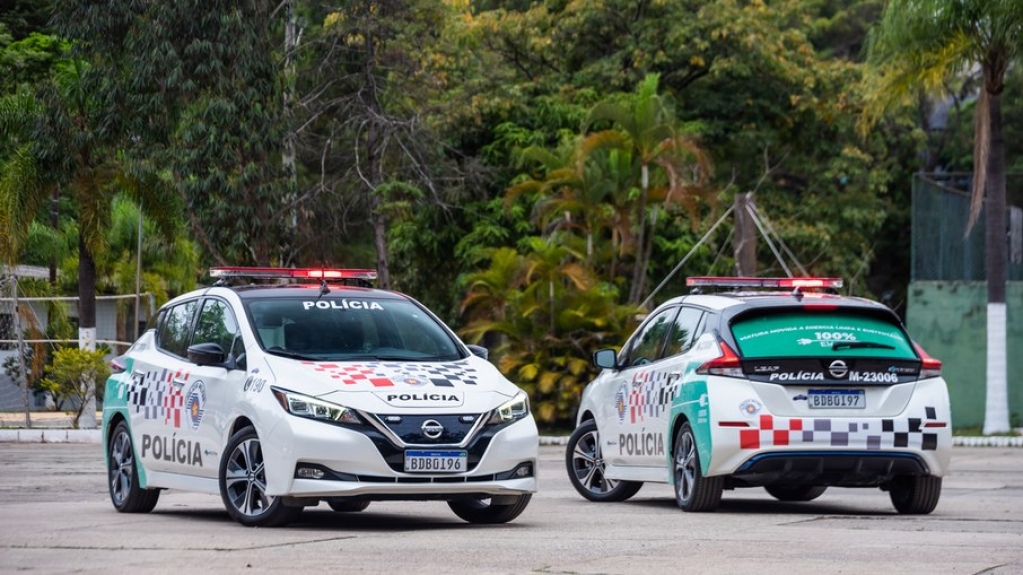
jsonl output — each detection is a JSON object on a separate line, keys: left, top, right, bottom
{"left": 260, "top": 353, "right": 522, "bottom": 413}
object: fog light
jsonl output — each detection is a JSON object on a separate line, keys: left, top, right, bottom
{"left": 514, "top": 463, "right": 532, "bottom": 478}
{"left": 296, "top": 466, "right": 325, "bottom": 479}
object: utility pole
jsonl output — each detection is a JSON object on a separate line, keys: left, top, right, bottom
{"left": 734, "top": 192, "right": 757, "bottom": 276}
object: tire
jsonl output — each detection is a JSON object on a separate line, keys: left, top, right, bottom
{"left": 107, "top": 421, "right": 160, "bottom": 513}
{"left": 889, "top": 475, "right": 942, "bottom": 515}
{"left": 327, "top": 500, "right": 370, "bottom": 513}
{"left": 219, "top": 426, "right": 301, "bottom": 527}
{"left": 565, "top": 420, "right": 643, "bottom": 502}
{"left": 447, "top": 494, "right": 531, "bottom": 524}
{"left": 673, "top": 422, "right": 723, "bottom": 512}
{"left": 764, "top": 484, "right": 828, "bottom": 502}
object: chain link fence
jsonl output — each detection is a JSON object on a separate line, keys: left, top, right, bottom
{"left": 912, "top": 173, "right": 1023, "bottom": 282}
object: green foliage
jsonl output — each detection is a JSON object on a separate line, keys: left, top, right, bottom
{"left": 0, "top": 32, "right": 70, "bottom": 93}
{"left": 39, "top": 347, "right": 110, "bottom": 428}
{"left": 460, "top": 244, "right": 639, "bottom": 425}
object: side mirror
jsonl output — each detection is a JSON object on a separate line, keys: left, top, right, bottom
{"left": 593, "top": 348, "right": 618, "bottom": 369}
{"left": 187, "top": 342, "right": 226, "bottom": 367}
{"left": 467, "top": 344, "right": 489, "bottom": 360}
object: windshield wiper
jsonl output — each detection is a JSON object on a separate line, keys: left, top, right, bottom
{"left": 267, "top": 349, "right": 317, "bottom": 360}
{"left": 832, "top": 341, "right": 896, "bottom": 351}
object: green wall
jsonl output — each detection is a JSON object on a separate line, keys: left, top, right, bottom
{"left": 907, "top": 282, "right": 1023, "bottom": 430}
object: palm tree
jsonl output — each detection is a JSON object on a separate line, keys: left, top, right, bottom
{"left": 865, "top": 0, "right": 1022, "bottom": 434}
{"left": 507, "top": 138, "right": 625, "bottom": 267}
{"left": 584, "top": 73, "right": 712, "bottom": 305}
{"left": 1, "top": 62, "right": 180, "bottom": 428}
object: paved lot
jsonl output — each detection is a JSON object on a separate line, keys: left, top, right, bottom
{"left": 0, "top": 443, "right": 1021, "bottom": 575}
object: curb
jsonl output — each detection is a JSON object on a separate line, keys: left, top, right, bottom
{"left": 0, "top": 432, "right": 1020, "bottom": 447}
{"left": 0, "top": 429, "right": 102, "bottom": 444}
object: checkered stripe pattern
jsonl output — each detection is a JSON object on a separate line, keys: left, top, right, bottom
{"left": 736, "top": 406, "right": 941, "bottom": 451}
{"left": 126, "top": 368, "right": 188, "bottom": 428}
{"left": 628, "top": 369, "right": 681, "bottom": 424}
{"left": 301, "top": 361, "right": 479, "bottom": 388}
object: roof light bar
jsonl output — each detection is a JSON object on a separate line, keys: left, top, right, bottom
{"left": 209, "top": 267, "right": 378, "bottom": 281}
{"left": 686, "top": 277, "right": 843, "bottom": 289}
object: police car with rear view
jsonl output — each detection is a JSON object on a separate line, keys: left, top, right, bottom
{"left": 102, "top": 267, "right": 538, "bottom": 527}
{"left": 565, "top": 277, "right": 951, "bottom": 514}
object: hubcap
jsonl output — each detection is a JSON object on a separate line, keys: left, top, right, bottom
{"left": 674, "top": 431, "right": 696, "bottom": 503}
{"left": 224, "top": 438, "right": 275, "bottom": 517}
{"left": 109, "top": 430, "right": 134, "bottom": 505}
{"left": 571, "top": 429, "right": 619, "bottom": 494}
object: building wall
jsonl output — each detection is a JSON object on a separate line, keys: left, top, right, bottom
{"left": 907, "top": 281, "right": 1023, "bottom": 429}
{"left": 0, "top": 300, "right": 124, "bottom": 412}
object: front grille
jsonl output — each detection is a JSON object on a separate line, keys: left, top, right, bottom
{"left": 373, "top": 413, "right": 481, "bottom": 445}
{"left": 362, "top": 425, "right": 497, "bottom": 473}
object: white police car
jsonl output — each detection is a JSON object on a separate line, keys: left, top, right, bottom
{"left": 103, "top": 267, "right": 538, "bottom": 526}
{"left": 565, "top": 277, "right": 951, "bottom": 514}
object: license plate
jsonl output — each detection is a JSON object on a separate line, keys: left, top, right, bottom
{"left": 404, "top": 450, "right": 467, "bottom": 473}
{"left": 808, "top": 389, "right": 865, "bottom": 409}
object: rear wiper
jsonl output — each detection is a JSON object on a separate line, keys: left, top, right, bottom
{"left": 832, "top": 341, "right": 895, "bottom": 351}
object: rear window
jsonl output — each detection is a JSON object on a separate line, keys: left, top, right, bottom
{"left": 730, "top": 312, "right": 916, "bottom": 359}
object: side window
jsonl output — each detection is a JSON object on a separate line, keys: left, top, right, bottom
{"left": 664, "top": 307, "right": 704, "bottom": 357}
{"left": 621, "top": 307, "right": 679, "bottom": 367}
{"left": 192, "top": 299, "right": 240, "bottom": 357}
{"left": 157, "top": 300, "right": 198, "bottom": 357}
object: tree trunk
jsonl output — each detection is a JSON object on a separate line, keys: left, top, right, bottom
{"left": 372, "top": 198, "right": 391, "bottom": 290}
{"left": 629, "top": 164, "right": 650, "bottom": 304}
{"left": 282, "top": 0, "right": 299, "bottom": 264}
{"left": 982, "top": 90, "right": 1009, "bottom": 435}
{"left": 77, "top": 234, "right": 98, "bottom": 428}
{"left": 10, "top": 277, "right": 32, "bottom": 428}
{"left": 49, "top": 188, "right": 59, "bottom": 284}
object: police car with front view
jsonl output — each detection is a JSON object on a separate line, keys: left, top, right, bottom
{"left": 102, "top": 267, "right": 538, "bottom": 527}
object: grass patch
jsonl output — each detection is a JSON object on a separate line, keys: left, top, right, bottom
{"left": 953, "top": 426, "right": 1020, "bottom": 437}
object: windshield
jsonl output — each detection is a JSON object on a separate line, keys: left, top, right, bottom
{"left": 245, "top": 296, "right": 464, "bottom": 362}
{"left": 730, "top": 312, "right": 916, "bottom": 359}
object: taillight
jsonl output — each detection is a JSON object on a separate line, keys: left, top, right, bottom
{"left": 696, "top": 340, "right": 744, "bottom": 378}
{"left": 913, "top": 342, "right": 942, "bottom": 379}
{"left": 109, "top": 357, "right": 127, "bottom": 374}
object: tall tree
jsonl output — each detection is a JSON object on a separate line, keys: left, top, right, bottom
{"left": 865, "top": 0, "right": 1022, "bottom": 434}
{"left": 0, "top": 66, "right": 179, "bottom": 426}
{"left": 584, "top": 74, "right": 711, "bottom": 305}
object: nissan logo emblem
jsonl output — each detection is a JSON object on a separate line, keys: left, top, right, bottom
{"left": 828, "top": 360, "right": 849, "bottom": 379}
{"left": 421, "top": 419, "right": 444, "bottom": 439}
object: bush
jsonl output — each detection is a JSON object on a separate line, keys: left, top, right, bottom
{"left": 39, "top": 348, "right": 110, "bottom": 428}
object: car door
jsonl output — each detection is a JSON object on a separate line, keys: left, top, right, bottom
{"left": 128, "top": 298, "right": 200, "bottom": 474}
{"left": 616, "top": 305, "right": 706, "bottom": 468}
{"left": 178, "top": 297, "right": 243, "bottom": 479}
{"left": 594, "top": 305, "right": 679, "bottom": 468}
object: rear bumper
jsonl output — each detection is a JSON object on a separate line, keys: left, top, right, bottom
{"left": 728, "top": 450, "right": 931, "bottom": 488}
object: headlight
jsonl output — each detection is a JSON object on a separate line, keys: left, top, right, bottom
{"left": 486, "top": 391, "right": 530, "bottom": 426}
{"left": 271, "top": 387, "right": 362, "bottom": 425}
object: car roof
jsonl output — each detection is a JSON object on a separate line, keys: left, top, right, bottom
{"left": 228, "top": 284, "right": 411, "bottom": 301}
{"left": 658, "top": 290, "right": 898, "bottom": 318}
{"left": 160, "top": 283, "right": 413, "bottom": 310}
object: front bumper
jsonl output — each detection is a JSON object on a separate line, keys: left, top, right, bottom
{"left": 260, "top": 414, "right": 539, "bottom": 499}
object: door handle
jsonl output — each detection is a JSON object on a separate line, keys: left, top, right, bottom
{"left": 171, "top": 378, "right": 188, "bottom": 388}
